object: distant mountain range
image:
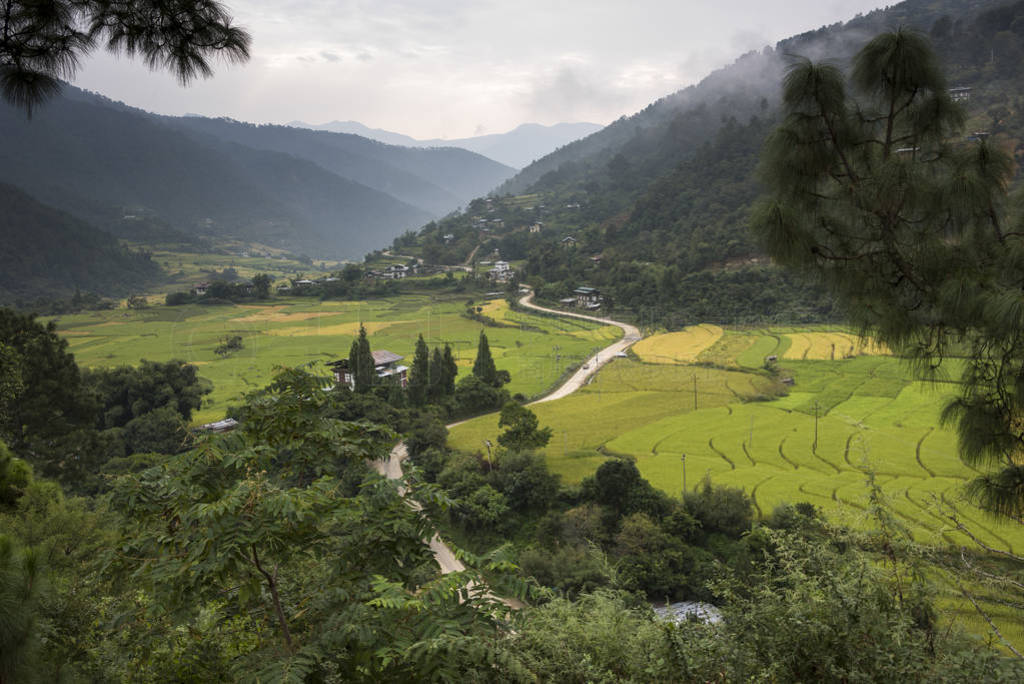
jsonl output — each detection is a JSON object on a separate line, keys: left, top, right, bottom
{"left": 0, "top": 86, "right": 519, "bottom": 276}
{"left": 285, "top": 121, "right": 604, "bottom": 170}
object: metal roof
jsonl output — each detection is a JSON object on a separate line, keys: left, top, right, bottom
{"left": 372, "top": 350, "right": 403, "bottom": 365}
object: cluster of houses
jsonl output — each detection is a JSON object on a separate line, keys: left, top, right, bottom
{"left": 486, "top": 260, "right": 514, "bottom": 283}
{"left": 276, "top": 276, "right": 340, "bottom": 293}
{"left": 365, "top": 263, "right": 417, "bottom": 280}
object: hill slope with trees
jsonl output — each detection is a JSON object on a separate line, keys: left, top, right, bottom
{"left": 407, "top": 0, "right": 1024, "bottom": 327}
{"left": 0, "top": 183, "right": 161, "bottom": 303}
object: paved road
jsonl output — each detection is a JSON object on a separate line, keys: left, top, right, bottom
{"left": 518, "top": 290, "right": 641, "bottom": 404}
{"left": 375, "top": 290, "right": 642, "bottom": 582}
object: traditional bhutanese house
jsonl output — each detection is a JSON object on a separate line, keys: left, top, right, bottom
{"left": 558, "top": 297, "right": 576, "bottom": 307}
{"left": 561, "top": 235, "right": 578, "bottom": 248}
{"left": 574, "top": 286, "right": 601, "bottom": 309}
{"left": 949, "top": 86, "right": 971, "bottom": 102}
{"left": 328, "top": 350, "right": 409, "bottom": 388}
{"left": 192, "top": 282, "right": 210, "bottom": 296}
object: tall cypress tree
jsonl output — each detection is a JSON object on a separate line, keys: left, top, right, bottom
{"left": 348, "top": 324, "right": 375, "bottom": 393}
{"left": 472, "top": 331, "right": 497, "bottom": 386}
{"left": 429, "top": 347, "right": 445, "bottom": 402}
{"left": 442, "top": 344, "right": 458, "bottom": 396}
{"left": 408, "top": 334, "right": 430, "bottom": 406}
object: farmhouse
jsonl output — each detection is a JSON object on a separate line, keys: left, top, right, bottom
{"left": 561, "top": 235, "right": 578, "bottom": 248}
{"left": 574, "top": 286, "right": 602, "bottom": 309}
{"left": 949, "top": 86, "right": 971, "bottom": 102}
{"left": 192, "top": 282, "right": 210, "bottom": 296}
{"left": 529, "top": 222, "right": 543, "bottom": 233}
{"left": 328, "top": 350, "right": 409, "bottom": 388}
{"left": 488, "top": 260, "right": 514, "bottom": 282}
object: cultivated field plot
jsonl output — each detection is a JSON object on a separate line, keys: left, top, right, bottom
{"left": 447, "top": 360, "right": 783, "bottom": 483}
{"left": 632, "top": 324, "right": 723, "bottom": 364}
{"left": 781, "top": 331, "right": 888, "bottom": 360}
{"left": 449, "top": 344, "right": 1023, "bottom": 553}
{"left": 51, "top": 296, "right": 618, "bottom": 424}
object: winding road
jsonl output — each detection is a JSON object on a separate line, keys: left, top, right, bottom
{"left": 372, "top": 289, "right": 643, "bottom": 577}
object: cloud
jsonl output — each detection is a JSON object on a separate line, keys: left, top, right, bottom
{"left": 320, "top": 51, "right": 341, "bottom": 62}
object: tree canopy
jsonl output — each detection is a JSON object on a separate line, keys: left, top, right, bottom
{"left": 0, "top": 0, "right": 251, "bottom": 114}
{"left": 753, "top": 28, "right": 1024, "bottom": 518}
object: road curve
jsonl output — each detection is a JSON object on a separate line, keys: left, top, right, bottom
{"left": 518, "top": 290, "right": 641, "bottom": 404}
{"left": 374, "top": 289, "right": 643, "bottom": 579}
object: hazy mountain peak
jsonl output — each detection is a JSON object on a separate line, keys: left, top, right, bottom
{"left": 285, "top": 120, "right": 604, "bottom": 168}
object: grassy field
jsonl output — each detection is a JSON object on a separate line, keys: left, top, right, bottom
{"left": 52, "top": 296, "right": 618, "bottom": 424}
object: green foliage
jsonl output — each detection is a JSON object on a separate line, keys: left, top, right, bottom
{"left": 497, "top": 401, "right": 553, "bottom": 451}
{"left": 0, "top": 535, "right": 44, "bottom": 684}
{"left": 0, "top": 308, "right": 93, "bottom": 449}
{"left": 408, "top": 334, "right": 430, "bottom": 406}
{"left": 683, "top": 476, "right": 754, "bottom": 540}
{"left": 348, "top": 324, "right": 376, "bottom": 393}
{"left": 472, "top": 330, "right": 498, "bottom": 386}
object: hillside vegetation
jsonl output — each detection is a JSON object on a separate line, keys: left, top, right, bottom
{"left": 0, "top": 183, "right": 161, "bottom": 303}
{"left": 405, "top": 0, "right": 1024, "bottom": 327}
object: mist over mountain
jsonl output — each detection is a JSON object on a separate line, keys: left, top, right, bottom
{"left": 403, "top": 0, "right": 1017, "bottom": 326}
{"left": 287, "top": 120, "right": 604, "bottom": 169}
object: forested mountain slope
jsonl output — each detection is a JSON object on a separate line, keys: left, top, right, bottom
{"left": 0, "top": 87, "right": 433, "bottom": 258}
{"left": 163, "top": 115, "right": 515, "bottom": 215}
{"left": 0, "top": 184, "right": 161, "bottom": 303}
{"left": 408, "top": 0, "right": 1024, "bottom": 326}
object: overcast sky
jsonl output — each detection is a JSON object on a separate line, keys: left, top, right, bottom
{"left": 74, "top": 0, "right": 892, "bottom": 140}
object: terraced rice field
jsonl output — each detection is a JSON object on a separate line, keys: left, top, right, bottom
{"left": 450, "top": 329, "right": 1022, "bottom": 554}
{"left": 632, "top": 324, "right": 723, "bottom": 364}
{"left": 50, "top": 296, "right": 618, "bottom": 424}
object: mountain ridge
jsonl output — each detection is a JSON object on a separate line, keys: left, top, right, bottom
{"left": 286, "top": 120, "right": 604, "bottom": 169}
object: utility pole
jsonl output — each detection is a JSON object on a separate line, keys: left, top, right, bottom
{"left": 813, "top": 401, "right": 819, "bottom": 452}
{"left": 693, "top": 374, "right": 698, "bottom": 410}
{"left": 681, "top": 453, "right": 687, "bottom": 495}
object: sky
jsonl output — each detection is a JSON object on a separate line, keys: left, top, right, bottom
{"left": 73, "top": 0, "right": 893, "bottom": 140}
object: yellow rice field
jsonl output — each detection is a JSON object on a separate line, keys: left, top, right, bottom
{"left": 632, "top": 325, "right": 724, "bottom": 364}
{"left": 782, "top": 332, "right": 888, "bottom": 360}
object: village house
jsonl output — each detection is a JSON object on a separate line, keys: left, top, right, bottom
{"left": 949, "top": 86, "right": 971, "bottom": 102}
{"left": 561, "top": 235, "right": 578, "bottom": 248}
{"left": 488, "top": 260, "right": 514, "bottom": 282}
{"left": 529, "top": 222, "right": 543, "bottom": 233}
{"left": 191, "top": 282, "right": 210, "bottom": 296}
{"left": 574, "top": 286, "right": 602, "bottom": 309}
{"left": 328, "top": 350, "right": 409, "bottom": 388}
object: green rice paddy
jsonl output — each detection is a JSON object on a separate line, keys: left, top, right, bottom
{"left": 51, "top": 295, "right": 618, "bottom": 424}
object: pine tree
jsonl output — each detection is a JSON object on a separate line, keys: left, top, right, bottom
{"left": 472, "top": 331, "right": 497, "bottom": 386}
{"left": 753, "top": 29, "right": 1024, "bottom": 517}
{"left": 442, "top": 344, "right": 458, "bottom": 396}
{"left": 348, "top": 324, "right": 375, "bottom": 393}
{"left": 408, "top": 334, "right": 430, "bottom": 406}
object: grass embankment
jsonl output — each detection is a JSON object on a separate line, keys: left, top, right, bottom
{"left": 52, "top": 296, "right": 618, "bottom": 424}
